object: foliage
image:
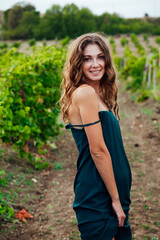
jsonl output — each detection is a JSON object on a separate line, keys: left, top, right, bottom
{"left": 136, "top": 90, "right": 150, "bottom": 102}
{"left": 155, "top": 36, "right": 160, "bottom": 45}
{"left": 113, "top": 56, "right": 123, "bottom": 71}
{"left": 60, "top": 36, "right": 70, "bottom": 46}
{"left": 109, "top": 37, "right": 116, "bottom": 54}
{"left": 2, "top": 3, "right": 160, "bottom": 40}
{"left": 143, "top": 34, "right": 149, "bottom": 44}
{"left": 29, "top": 38, "right": 36, "bottom": 46}
{"left": 2, "top": 3, "right": 39, "bottom": 40}
{"left": 12, "top": 41, "right": 21, "bottom": 48}
{"left": 118, "top": 41, "right": 160, "bottom": 102}
{"left": 0, "top": 43, "right": 8, "bottom": 49}
{"left": 120, "top": 45, "right": 147, "bottom": 91}
{"left": 130, "top": 34, "right": 145, "bottom": 55}
{"left": 0, "top": 45, "right": 65, "bottom": 165}
{"left": 0, "top": 171, "right": 15, "bottom": 222}
{"left": 149, "top": 45, "right": 159, "bottom": 54}
{"left": 120, "top": 36, "right": 128, "bottom": 46}
{"left": 0, "top": 191, "right": 15, "bottom": 222}
{"left": 0, "top": 170, "right": 7, "bottom": 187}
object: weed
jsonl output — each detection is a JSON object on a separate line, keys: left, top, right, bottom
{"left": 146, "top": 191, "right": 152, "bottom": 196}
{"left": 154, "top": 221, "right": 160, "bottom": 227}
{"left": 54, "top": 210, "right": 60, "bottom": 214}
{"left": 139, "top": 108, "right": 153, "bottom": 117}
{"left": 7, "top": 156, "right": 15, "bottom": 163}
{"left": 59, "top": 152, "right": 65, "bottom": 157}
{"left": 141, "top": 224, "right": 152, "bottom": 230}
{"left": 22, "top": 195, "right": 29, "bottom": 205}
{"left": 143, "top": 236, "right": 151, "bottom": 240}
{"left": 0, "top": 170, "right": 7, "bottom": 186}
{"left": 47, "top": 204, "right": 52, "bottom": 209}
{"left": 48, "top": 226, "right": 54, "bottom": 230}
{"left": 137, "top": 172, "right": 143, "bottom": 177}
{"left": 53, "top": 162, "right": 63, "bottom": 170}
{"left": 140, "top": 159, "right": 144, "bottom": 163}
{"left": 71, "top": 217, "right": 77, "bottom": 225}
{"left": 40, "top": 216, "right": 48, "bottom": 221}
{"left": 0, "top": 149, "right": 5, "bottom": 158}
{"left": 144, "top": 204, "right": 149, "bottom": 210}
{"left": 155, "top": 122, "right": 160, "bottom": 132}
{"left": 52, "top": 182, "right": 58, "bottom": 186}
{"left": 69, "top": 230, "right": 81, "bottom": 239}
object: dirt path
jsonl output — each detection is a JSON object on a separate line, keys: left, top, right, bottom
{"left": 1, "top": 84, "right": 160, "bottom": 240}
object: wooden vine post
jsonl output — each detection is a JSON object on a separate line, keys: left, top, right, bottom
{"left": 153, "top": 59, "right": 157, "bottom": 91}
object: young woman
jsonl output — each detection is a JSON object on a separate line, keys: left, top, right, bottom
{"left": 60, "top": 33, "right": 132, "bottom": 240}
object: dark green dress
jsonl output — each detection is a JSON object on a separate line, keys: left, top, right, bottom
{"left": 65, "top": 106, "right": 132, "bottom": 240}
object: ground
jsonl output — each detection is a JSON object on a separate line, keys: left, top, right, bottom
{"left": 0, "top": 81, "right": 159, "bottom": 240}
{"left": 0, "top": 35, "right": 160, "bottom": 239}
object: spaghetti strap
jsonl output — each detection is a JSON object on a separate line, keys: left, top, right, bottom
{"left": 106, "top": 102, "right": 111, "bottom": 111}
{"left": 65, "top": 119, "right": 101, "bottom": 129}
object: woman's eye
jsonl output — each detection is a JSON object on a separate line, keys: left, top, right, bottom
{"left": 83, "top": 58, "right": 91, "bottom": 61}
{"left": 98, "top": 55, "right": 104, "bottom": 59}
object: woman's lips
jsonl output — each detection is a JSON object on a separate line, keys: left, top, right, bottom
{"left": 90, "top": 70, "right": 101, "bottom": 74}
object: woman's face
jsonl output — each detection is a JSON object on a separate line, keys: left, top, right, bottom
{"left": 82, "top": 43, "right": 105, "bottom": 83}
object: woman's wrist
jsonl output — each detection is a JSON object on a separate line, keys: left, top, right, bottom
{"left": 111, "top": 196, "right": 120, "bottom": 203}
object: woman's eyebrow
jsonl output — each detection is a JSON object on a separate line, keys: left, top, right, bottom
{"left": 83, "top": 53, "right": 104, "bottom": 57}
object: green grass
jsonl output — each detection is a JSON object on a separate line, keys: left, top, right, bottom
{"left": 139, "top": 108, "right": 153, "bottom": 117}
{"left": 69, "top": 231, "right": 81, "bottom": 239}
{"left": 53, "top": 162, "right": 63, "bottom": 170}
{"left": 0, "top": 149, "right": 5, "bottom": 158}
{"left": 154, "top": 221, "right": 160, "bottom": 227}
{"left": 71, "top": 217, "right": 77, "bottom": 225}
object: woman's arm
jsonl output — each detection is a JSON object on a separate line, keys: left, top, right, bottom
{"left": 74, "top": 85, "right": 125, "bottom": 227}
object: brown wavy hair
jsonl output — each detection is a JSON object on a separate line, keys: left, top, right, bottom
{"left": 60, "top": 33, "right": 120, "bottom": 123}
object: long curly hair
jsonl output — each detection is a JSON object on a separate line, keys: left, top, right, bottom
{"left": 60, "top": 33, "right": 120, "bottom": 123}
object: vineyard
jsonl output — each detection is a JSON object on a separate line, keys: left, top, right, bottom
{"left": 0, "top": 34, "right": 160, "bottom": 240}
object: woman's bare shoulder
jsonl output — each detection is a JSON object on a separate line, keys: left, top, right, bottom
{"left": 73, "top": 84, "right": 96, "bottom": 102}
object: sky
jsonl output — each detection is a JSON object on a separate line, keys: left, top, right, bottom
{"left": 0, "top": 0, "right": 160, "bottom": 18}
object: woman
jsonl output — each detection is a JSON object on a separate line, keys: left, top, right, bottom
{"left": 60, "top": 33, "right": 132, "bottom": 240}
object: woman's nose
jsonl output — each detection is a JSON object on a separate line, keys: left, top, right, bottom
{"left": 92, "top": 59, "right": 99, "bottom": 67}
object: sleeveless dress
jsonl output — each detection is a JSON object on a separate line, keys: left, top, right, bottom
{"left": 65, "top": 105, "right": 132, "bottom": 240}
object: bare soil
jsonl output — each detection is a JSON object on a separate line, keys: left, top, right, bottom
{"left": 0, "top": 35, "right": 160, "bottom": 239}
{"left": 0, "top": 82, "right": 159, "bottom": 240}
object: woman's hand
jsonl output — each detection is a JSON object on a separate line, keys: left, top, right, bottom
{"left": 112, "top": 200, "right": 126, "bottom": 227}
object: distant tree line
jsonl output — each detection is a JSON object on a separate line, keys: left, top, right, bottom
{"left": 1, "top": 2, "right": 160, "bottom": 40}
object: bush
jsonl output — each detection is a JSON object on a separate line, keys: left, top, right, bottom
{"left": 0, "top": 45, "right": 66, "bottom": 164}
{"left": 120, "top": 36, "right": 128, "bottom": 46}
{"left": 109, "top": 36, "right": 115, "bottom": 45}
{"left": 137, "top": 91, "right": 150, "bottom": 102}
{"left": 155, "top": 36, "right": 160, "bottom": 45}
{"left": 60, "top": 36, "right": 70, "bottom": 46}
{"left": 29, "top": 38, "right": 36, "bottom": 46}
{"left": 43, "top": 39, "right": 47, "bottom": 46}
{"left": 113, "top": 56, "right": 123, "bottom": 71}
{"left": 0, "top": 43, "right": 8, "bottom": 49}
{"left": 109, "top": 37, "right": 116, "bottom": 54}
{"left": 143, "top": 34, "right": 149, "bottom": 43}
{"left": 130, "top": 33, "right": 145, "bottom": 55}
{"left": 149, "top": 46, "right": 159, "bottom": 54}
{"left": 120, "top": 48, "right": 146, "bottom": 91}
{"left": 12, "top": 42, "right": 21, "bottom": 48}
